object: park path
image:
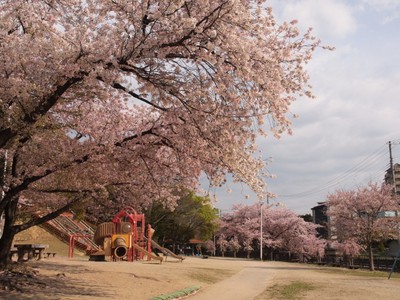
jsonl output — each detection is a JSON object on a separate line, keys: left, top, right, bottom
{"left": 190, "top": 260, "right": 276, "bottom": 300}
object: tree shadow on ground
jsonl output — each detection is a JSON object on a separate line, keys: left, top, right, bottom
{"left": 0, "top": 262, "right": 113, "bottom": 299}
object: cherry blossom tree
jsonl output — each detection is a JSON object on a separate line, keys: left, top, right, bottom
{"left": 243, "top": 239, "right": 254, "bottom": 259}
{"left": 218, "top": 204, "right": 260, "bottom": 249}
{"left": 301, "top": 235, "right": 326, "bottom": 263}
{"left": 327, "top": 182, "right": 400, "bottom": 271}
{"left": 330, "top": 239, "right": 361, "bottom": 266}
{"left": 0, "top": 0, "right": 323, "bottom": 264}
{"left": 228, "top": 236, "right": 241, "bottom": 258}
{"left": 217, "top": 233, "right": 229, "bottom": 257}
{"left": 203, "top": 239, "right": 215, "bottom": 256}
{"left": 219, "top": 203, "right": 324, "bottom": 260}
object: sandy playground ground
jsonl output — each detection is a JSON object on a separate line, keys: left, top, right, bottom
{"left": 1, "top": 254, "right": 400, "bottom": 300}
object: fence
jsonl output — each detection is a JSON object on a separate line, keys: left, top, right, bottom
{"left": 211, "top": 249, "right": 398, "bottom": 272}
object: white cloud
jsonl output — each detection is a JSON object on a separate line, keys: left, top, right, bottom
{"left": 361, "top": 0, "right": 400, "bottom": 10}
{"left": 214, "top": 0, "right": 400, "bottom": 215}
{"left": 359, "top": 0, "right": 400, "bottom": 23}
{"left": 270, "top": 0, "right": 357, "bottom": 39}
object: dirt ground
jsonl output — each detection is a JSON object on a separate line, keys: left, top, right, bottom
{"left": 1, "top": 255, "right": 400, "bottom": 300}
{"left": 4, "top": 226, "right": 400, "bottom": 299}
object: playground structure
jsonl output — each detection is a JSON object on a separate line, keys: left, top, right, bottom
{"left": 92, "top": 207, "right": 184, "bottom": 263}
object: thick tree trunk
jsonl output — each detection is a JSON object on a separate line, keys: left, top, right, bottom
{"left": 0, "top": 194, "right": 80, "bottom": 266}
{"left": 0, "top": 226, "right": 17, "bottom": 266}
{"left": 0, "top": 199, "right": 19, "bottom": 266}
{"left": 368, "top": 244, "right": 375, "bottom": 271}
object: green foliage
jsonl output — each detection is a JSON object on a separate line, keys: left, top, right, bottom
{"left": 188, "top": 267, "right": 235, "bottom": 284}
{"left": 300, "top": 214, "right": 313, "bottom": 223}
{"left": 71, "top": 199, "right": 90, "bottom": 221}
{"left": 376, "top": 242, "right": 385, "bottom": 254}
{"left": 317, "top": 266, "right": 400, "bottom": 278}
{"left": 146, "top": 190, "right": 219, "bottom": 244}
{"left": 149, "top": 286, "right": 201, "bottom": 300}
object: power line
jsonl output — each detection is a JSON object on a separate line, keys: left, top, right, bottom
{"left": 277, "top": 142, "right": 391, "bottom": 199}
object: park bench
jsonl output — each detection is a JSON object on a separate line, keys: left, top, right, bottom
{"left": 9, "top": 248, "right": 18, "bottom": 260}
{"left": 13, "top": 244, "right": 49, "bottom": 261}
{"left": 45, "top": 252, "right": 57, "bottom": 258}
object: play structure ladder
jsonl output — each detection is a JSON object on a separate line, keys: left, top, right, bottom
{"left": 40, "top": 212, "right": 100, "bottom": 253}
{"left": 388, "top": 250, "right": 400, "bottom": 279}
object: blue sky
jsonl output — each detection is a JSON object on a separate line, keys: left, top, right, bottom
{"left": 212, "top": 0, "right": 400, "bottom": 215}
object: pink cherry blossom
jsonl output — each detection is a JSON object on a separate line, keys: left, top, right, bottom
{"left": 327, "top": 182, "right": 400, "bottom": 271}
{"left": 0, "top": 0, "right": 323, "bottom": 264}
{"left": 219, "top": 203, "right": 325, "bottom": 259}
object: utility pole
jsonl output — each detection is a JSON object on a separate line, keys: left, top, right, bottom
{"left": 389, "top": 141, "right": 397, "bottom": 194}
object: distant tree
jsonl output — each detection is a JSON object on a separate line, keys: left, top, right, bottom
{"left": 265, "top": 205, "right": 324, "bottom": 259}
{"left": 327, "top": 182, "right": 400, "bottom": 271}
{"left": 301, "top": 235, "right": 326, "bottom": 263}
{"left": 243, "top": 239, "right": 254, "bottom": 259}
{"left": 217, "top": 234, "right": 229, "bottom": 257}
{"left": 219, "top": 203, "right": 324, "bottom": 260}
{"left": 218, "top": 204, "right": 260, "bottom": 257}
{"left": 146, "top": 190, "right": 219, "bottom": 246}
{"left": 300, "top": 214, "right": 313, "bottom": 222}
{"left": 204, "top": 240, "right": 216, "bottom": 256}
{"left": 330, "top": 239, "right": 361, "bottom": 266}
{"left": 228, "top": 236, "right": 241, "bottom": 258}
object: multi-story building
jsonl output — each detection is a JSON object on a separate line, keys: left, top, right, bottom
{"left": 311, "top": 202, "right": 328, "bottom": 239}
{"left": 384, "top": 163, "right": 400, "bottom": 194}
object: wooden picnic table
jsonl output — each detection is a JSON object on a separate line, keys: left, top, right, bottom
{"left": 13, "top": 244, "right": 49, "bottom": 261}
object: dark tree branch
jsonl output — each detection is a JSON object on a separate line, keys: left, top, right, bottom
{"left": 14, "top": 194, "right": 87, "bottom": 232}
{"left": 23, "top": 76, "right": 84, "bottom": 124}
{"left": 160, "top": 1, "right": 228, "bottom": 48}
{"left": 110, "top": 82, "right": 167, "bottom": 112}
{"left": 0, "top": 76, "right": 85, "bottom": 149}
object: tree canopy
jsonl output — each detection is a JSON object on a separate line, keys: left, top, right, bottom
{"left": 327, "top": 182, "right": 400, "bottom": 271}
{"left": 146, "top": 190, "right": 218, "bottom": 244}
{"left": 0, "top": 0, "right": 321, "bottom": 264}
{"left": 218, "top": 203, "right": 325, "bottom": 259}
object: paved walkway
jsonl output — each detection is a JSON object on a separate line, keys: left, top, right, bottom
{"left": 190, "top": 261, "right": 276, "bottom": 300}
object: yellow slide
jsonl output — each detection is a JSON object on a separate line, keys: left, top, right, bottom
{"left": 131, "top": 243, "right": 163, "bottom": 263}
{"left": 150, "top": 240, "right": 185, "bottom": 262}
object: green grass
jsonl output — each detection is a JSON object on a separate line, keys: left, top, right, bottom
{"left": 257, "top": 281, "right": 315, "bottom": 300}
{"left": 149, "top": 286, "right": 201, "bottom": 300}
{"left": 188, "top": 267, "right": 236, "bottom": 284}
{"left": 315, "top": 266, "right": 400, "bottom": 279}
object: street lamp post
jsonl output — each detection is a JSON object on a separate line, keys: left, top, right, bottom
{"left": 260, "top": 201, "right": 263, "bottom": 261}
{"left": 260, "top": 194, "right": 270, "bottom": 261}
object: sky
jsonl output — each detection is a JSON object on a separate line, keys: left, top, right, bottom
{"left": 212, "top": 0, "right": 400, "bottom": 215}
